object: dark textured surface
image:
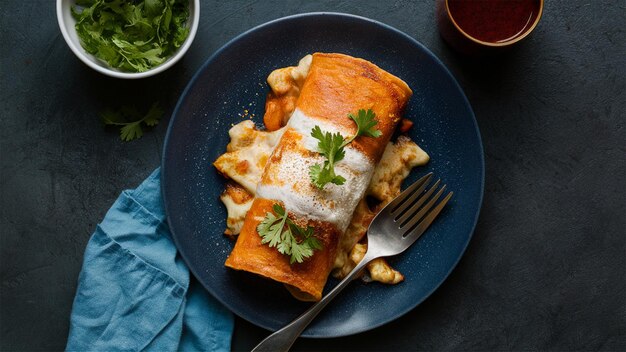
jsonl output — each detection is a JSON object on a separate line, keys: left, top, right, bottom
{"left": 0, "top": 0, "right": 624, "bottom": 351}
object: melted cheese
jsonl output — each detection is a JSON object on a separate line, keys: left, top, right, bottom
{"left": 220, "top": 182, "right": 254, "bottom": 236}
{"left": 348, "top": 243, "right": 404, "bottom": 284}
{"left": 368, "top": 135, "right": 430, "bottom": 201}
{"left": 214, "top": 120, "right": 285, "bottom": 194}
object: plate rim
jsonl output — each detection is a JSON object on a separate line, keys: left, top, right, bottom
{"left": 162, "top": 12, "right": 485, "bottom": 338}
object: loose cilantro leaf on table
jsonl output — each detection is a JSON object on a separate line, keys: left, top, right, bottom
{"left": 101, "top": 103, "right": 163, "bottom": 141}
{"left": 309, "top": 109, "right": 381, "bottom": 189}
{"left": 257, "top": 204, "right": 323, "bottom": 264}
{"left": 71, "top": 0, "right": 190, "bottom": 72}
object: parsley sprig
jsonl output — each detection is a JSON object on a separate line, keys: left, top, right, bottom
{"left": 257, "top": 204, "right": 323, "bottom": 264}
{"left": 101, "top": 103, "right": 163, "bottom": 141}
{"left": 309, "top": 109, "right": 381, "bottom": 189}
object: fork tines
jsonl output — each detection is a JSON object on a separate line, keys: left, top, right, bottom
{"left": 389, "top": 173, "right": 453, "bottom": 238}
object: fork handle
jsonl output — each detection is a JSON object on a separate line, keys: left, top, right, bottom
{"left": 251, "top": 252, "right": 378, "bottom": 352}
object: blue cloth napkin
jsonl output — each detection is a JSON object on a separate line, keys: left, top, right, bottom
{"left": 66, "top": 168, "right": 234, "bottom": 351}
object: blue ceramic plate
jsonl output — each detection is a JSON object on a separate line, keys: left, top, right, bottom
{"left": 162, "top": 13, "right": 484, "bottom": 338}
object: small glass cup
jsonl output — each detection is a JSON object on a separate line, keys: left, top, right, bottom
{"left": 436, "top": 0, "right": 544, "bottom": 55}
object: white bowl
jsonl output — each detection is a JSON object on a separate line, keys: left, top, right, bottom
{"left": 56, "top": 0, "right": 199, "bottom": 79}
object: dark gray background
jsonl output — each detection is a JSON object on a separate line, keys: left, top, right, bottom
{"left": 1, "top": 0, "right": 624, "bottom": 351}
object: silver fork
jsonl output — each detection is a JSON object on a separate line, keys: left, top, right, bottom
{"left": 252, "top": 173, "right": 452, "bottom": 352}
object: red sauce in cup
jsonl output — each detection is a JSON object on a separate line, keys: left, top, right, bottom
{"left": 447, "top": 0, "right": 541, "bottom": 43}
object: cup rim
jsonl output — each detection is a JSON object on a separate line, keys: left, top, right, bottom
{"left": 444, "top": 0, "right": 544, "bottom": 47}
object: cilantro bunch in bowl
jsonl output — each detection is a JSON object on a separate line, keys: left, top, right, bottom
{"left": 57, "top": 0, "right": 199, "bottom": 78}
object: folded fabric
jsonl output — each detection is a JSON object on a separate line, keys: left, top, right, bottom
{"left": 66, "top": 168, "right": 234, "bottom": 351}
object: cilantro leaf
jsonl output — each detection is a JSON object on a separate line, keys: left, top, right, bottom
{"left": 256, "top": 204, "right": 323, "bottom": 264}
{"left": 308, "top": 164, "right": 324, "bottom": 185}
{"left": 273, "top": 203, "right": 286, "bottom": 216}
{"left": 257, "top": 211, "right": 285, "bottom": 248}
{"left": 143, "top": 103, "right": 164, "bottom": 126}
{"left": 120, "top": 122, "right": 143, "bottom": 142}
{"left": 288, "top": 223, "right": 322, "bottom": 264}
{"left": 309, "top": 127, "right": 348, "bottom": 189}
{"left": 309, "top": 109, "right": 380, "bottom": 189}
{"left": 101, "top": 103, "right": 163, "bottom": 141}
{"left": 310, "top": 126, "right": 346, "bottom": 163}
{"left": 348, "top": 109, "right": 382, "bottom": 139}
{"left": 100, "top": 109, "right": 125, "bottom": 125}
{"left": 309, "top": 162, "right": 346, "bottom": 189}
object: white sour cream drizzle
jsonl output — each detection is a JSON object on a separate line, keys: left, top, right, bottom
{"left": 256, "top": 108, "right": 375, "bottom": 232}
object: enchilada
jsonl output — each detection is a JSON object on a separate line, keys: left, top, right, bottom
{"left": 223, "top": 53, "right": 413, "bottom": 301}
